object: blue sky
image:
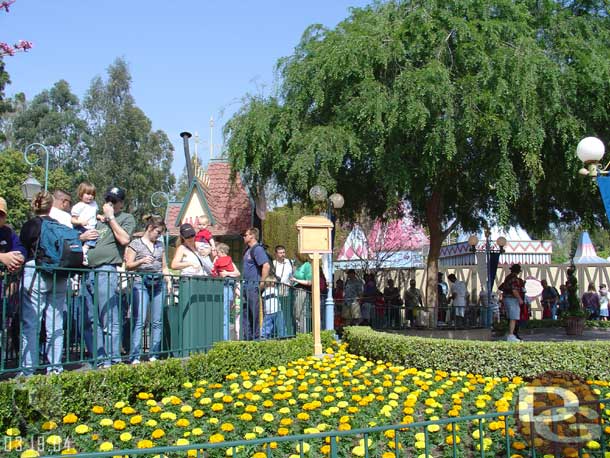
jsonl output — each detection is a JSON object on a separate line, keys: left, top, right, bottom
{"left": 2, "top": 0, "right": 370, "bottom": 179}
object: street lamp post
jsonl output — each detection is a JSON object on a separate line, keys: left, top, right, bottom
{"left": 468, "top": 230, "right": 506, "bottom": 327}
{"left": 151, "top": 191, "right": 171, "bottom": 263}
{"left": 309, "top": 185, "right": 344, "bottom": 332}
{"left": 22, "top": 143, "right": 50, "bottom": 200}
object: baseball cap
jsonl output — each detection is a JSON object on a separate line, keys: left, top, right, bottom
{"left": 0, "top": 197, "right": 7, "bottom": 216}
{"left": 104, "top": 186, "right": 126, "bottom": 202}
{"left": 180, "top": 223, "right": 196, "bottom": 239}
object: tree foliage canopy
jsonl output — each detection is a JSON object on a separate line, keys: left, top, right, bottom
{"left": 226, "top": 0, "right": 610, "bottom": 232}
{"left": 225, "top": 0, "right": 610, "bottom": 307}
{"left": 83, "top": 58, "right": 175, "bottom": 221}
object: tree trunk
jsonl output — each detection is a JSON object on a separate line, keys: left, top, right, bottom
{"left": 425, "top": 192, "right": 444, "bottom": 328}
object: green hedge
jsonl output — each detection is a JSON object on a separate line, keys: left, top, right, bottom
{"left": 0, "top": 332, "right": 335, "bottom": 433}
{"left": 342, "top": 326, "right": 610, "bottom": 380}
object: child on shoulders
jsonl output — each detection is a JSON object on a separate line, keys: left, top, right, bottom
{"left": 71, "top": 182, "right": 98, "bottom": 263}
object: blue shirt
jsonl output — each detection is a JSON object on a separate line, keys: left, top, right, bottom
{"left": 243, "top": 244, "right": 269, "bottom": 284}
{"left": 0, "top": 225, "right": 26, "bottom": 260}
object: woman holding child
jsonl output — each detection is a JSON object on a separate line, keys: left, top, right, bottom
{"left": 170, "top": 223, "right": 222, "bottom": 353}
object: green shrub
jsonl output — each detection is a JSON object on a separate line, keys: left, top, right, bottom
{"left": 0, "top": 332, "right": 335, "bottom": 432}
{"left": 492, "top": 318, "right": 610, "bottom": 334}
{"left": 343, "top": 326, "right": 610, "bottom": 379}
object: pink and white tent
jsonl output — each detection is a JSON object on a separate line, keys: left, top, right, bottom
{"left": 336, "top": 208, "right": 428, "bottom": 269}
{"left": 572, "top": 231, "right": 609, "bottom": 264}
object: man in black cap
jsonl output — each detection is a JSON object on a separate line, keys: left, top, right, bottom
{"left": 82, "top": 186, "right": 136, "bottom": 367}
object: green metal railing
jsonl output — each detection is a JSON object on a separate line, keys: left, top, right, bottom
{"left": 0, "top": 265, "right": 312, "bottom": 376}
{"left": 25, "top": 402, "right": 609, "bottom": 458}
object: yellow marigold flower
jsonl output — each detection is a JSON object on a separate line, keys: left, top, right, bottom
{"left": 150, "top": 405, "right": 162, "bottom": 413}
{"left": 586, "top": 441, "right": 600, "bottom": 450}
{"left": 244, "top": 432, "right": 257, "bottom": 440}
{"left": 183, "top": 382, "right": 193, "bottom": 388}
{"left": 211, "top": 403, "right": 224, "bottom": 412}
{"left": 192, "top": 427, "right": 203, "bottom": 436}
{"left": 171, "top": 396, "right": 182, "bottom": 405}
{"left": 122, "top": 406, "right": 136, "bottom": 415}
{"left": 193, "top": 409, "right": 204, "bottom": 418}
{"left": 63, "top": 413, "right": 78, "bottom": 424}
{"left": 415, "top": 441, "right": 426, "bottom": 449}
{"left": 446, "top": 435, "right": 461, "bottom": 445}
{"left": 221, "top": 423, "right": 235, "bottom": 432}
{"left": 262, "top": 413, "right": 274, "bottom": 422}
{"left": 160, "top": 412, "right": 177, "bottom": 420}
{"left": 382, "top": 453, "right": 396, "bottom": 458}
{"left": 74, "top": 424, "right": 90, "bottom": 434}
{"left": 181, "top": 405, "right": 193, "bottom": 413}
{"left": 42, "top": 421, "right": 58, "bottom": 430}
{"left": 90, "top": 434, "right": 99, "bottom": 441}
{"left": 91, "top": 405, "right": 104, "bottom": 414}
{"left": 296, "top": 443, "right": 310, "bottom": 454}
{"left": 137, "top": 439, "right": 154, "bottom": 449}
{"left": 278, "top": 427, "right": 290, "bottom": 436}
{"left": 222, "top": 395, "right": 234, "bottom": 403}
{"left": 99, "top": 441, "right": 113, "bottom": 452}
{"left": 145, "top": 419, "right": 158, "bottom": 427}
{"left": 151, "top": 429, "right": 165, "bottom": 439}
{"left": 176, "top": 418, "right": 190, "bottom": 428}
{"left": 245, "top": 404, "right": 257, "bottom": 413}
{"left": 209, "top": 433, "right": 225, "bottom": 443}
{"left": 253, "top": 426, "right": 264, "bottom": 434}
{"left": 427, "top": 424, "right": 440, "bottom": 433}
{"left": 297, "top": 412, "right": 310, "bottom": 421}
{"left": 46, "top": 435, "right": 62, "bottom": 446}
{"left": 513, "top": 442, "right": 526, "bottom": 450}
{"left": 130, "top": 415, "right": 142, "bottom": 425}
{"left": 252, "top": 453, "right": 266, "bottom": 458}
{"left": 120, "top": 432, "right": 132, "bottom": 442}
{"left": 6, "top": 427, "right": 20, "bottom": 437}
{"left": 60, "top": 448, "right": 77, "bottom": 455}
{"left": 338, "top": 423, "right": 351, "bottom": 431}
{"left": 352, "top": 445, "right": 367, "bottom": 456}
{"left": 20, "top": 450, "right": 40, "bottom": 458}
{"left": 113, "top": 419, "right": 126, "bottom": 430}
{"left": 137, "top": 392, "right": 149, "bottom": 400}
{"left": 240, "top": 413, "right": 253, "bottom": 421}
{"left": 114, "top": 401, "right": 126, "bottom": 409}
{"left": 176, "top": 438, "right": 189, "bottom": 446}
{"left": 99, "top": 418, "right": 113, "bottom": 427}
{"left": 7, "top": 438, "right": 23, "bottom": 451}
{"left": 209, "top": 417, "right": 219, "bottom": 425}
{"left": 280, "top": 418, "right": 293, "bottom": 426}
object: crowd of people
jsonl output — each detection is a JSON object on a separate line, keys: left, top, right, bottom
{"left": 2, "top": 186, "right": 609, "bottom": 372}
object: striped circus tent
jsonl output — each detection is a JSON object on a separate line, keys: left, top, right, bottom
{"left": 572, "top": 231, "right": 609, "bottom": 264}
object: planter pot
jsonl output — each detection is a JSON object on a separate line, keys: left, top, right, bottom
{"left": 565, "top": 316, "right": 586, "bottom": 336}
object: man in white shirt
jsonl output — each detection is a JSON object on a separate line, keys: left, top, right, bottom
{"left": 273, "top": 245, "right": 293, "bottom": 296}
{"left": 448, "top": 273, "right": 468, "bottom": 326}
{"left": 49, "top": 189, "right": 73, "bottom": 228}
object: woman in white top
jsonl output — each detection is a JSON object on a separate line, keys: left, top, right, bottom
{"left": 171, "top": 224, "right": 213, "bottom": 276}
{"left": 170, "top": 223, "right": 220, "bottom": 352}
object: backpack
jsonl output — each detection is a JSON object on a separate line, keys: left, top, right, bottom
{"left": 36, "top": 218, "right": 84, "bottom": 274}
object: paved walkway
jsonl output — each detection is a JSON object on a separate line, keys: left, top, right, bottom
{"left": 494, "top": 327, "right": 610, "bottom": 342}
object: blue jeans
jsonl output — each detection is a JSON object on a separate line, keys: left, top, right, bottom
{"left": 83, "top": 265, "right": 121, "bottom": 366}
{"left": 223, "top": 279, "right": 234, "bottom": 341}
{"left": 262, "top": 311, "right": 285, "bottom": 339}
{"left": 21, "top": 262, "right": 67, "bottom": 374}
{"left": 131, "top": 275, "right": 164, "bottom": 361}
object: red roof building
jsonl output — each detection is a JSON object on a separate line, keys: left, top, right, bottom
{"left": 164, "top": 158, "right": 254, "bottom": 257}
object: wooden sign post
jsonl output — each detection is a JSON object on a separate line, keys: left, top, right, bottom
{"left": 295, "top": 215, "right": 334, "bottom": 357}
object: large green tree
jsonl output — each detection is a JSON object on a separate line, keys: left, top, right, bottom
{"left": 225, "top": 0, "right": 610, "bottom": 310}
{"left": 10, "top": 80, "right": 89, "bottom": 189}
{"left": 83, "top": 58, "right": 175, "bottom": 221}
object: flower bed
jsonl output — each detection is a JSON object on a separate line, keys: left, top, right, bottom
{"left": 5, "top": 342, "right": 610, "bottom": 458}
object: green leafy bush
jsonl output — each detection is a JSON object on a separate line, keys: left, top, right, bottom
{"left": 343, "top": 326, "right": 610, "bottom": 379}
{"left": 0, "top": 332, "right": 335, "bottom": 432}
